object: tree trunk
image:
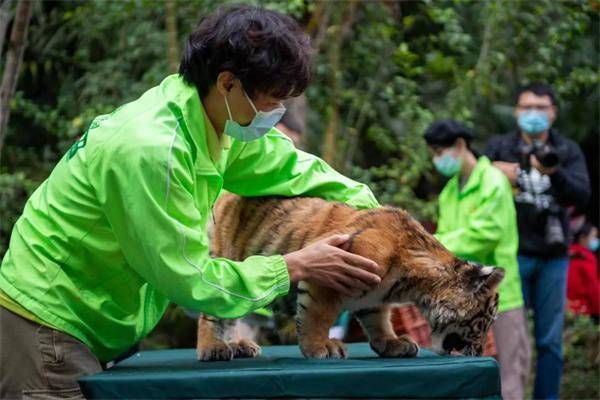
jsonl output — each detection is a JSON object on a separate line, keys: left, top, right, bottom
{"left": 321, "top": 0, "right": 356, "bottom": 167}
{"left": 165, "top": 0, "right": 179, "bottom": 74}
{"left": 306, "top": 0, "right": 330, "bottom": 51}
{"left": 0, "top": 0, "right": 33, "bottom": 166}
{"left": 0, "top": 0, "right": 14, "bottom": 62}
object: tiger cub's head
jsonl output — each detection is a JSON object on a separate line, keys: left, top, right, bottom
{"left": 426, "top": 262, "right": 504, "bottom": 357}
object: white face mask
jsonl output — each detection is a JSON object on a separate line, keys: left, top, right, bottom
{"left": 223, "top": 89, "right": 286, "bottom": 142}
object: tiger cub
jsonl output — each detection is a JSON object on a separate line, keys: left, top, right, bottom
{"left": 197, "top": 193, "right": 503, "bottom": 360}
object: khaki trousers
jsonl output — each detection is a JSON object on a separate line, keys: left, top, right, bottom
{"left": 492, "top": 306, "right": 532, "bottom": 400}
{"left": 0, "top": 306, "right": 102, "bottom": 399}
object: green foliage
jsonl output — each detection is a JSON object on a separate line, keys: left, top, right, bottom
{"left": 6, "top": 0, "right": 219, "bottom": 167}
{"left": 303, "top": 0, "right": 598, "bottom": 220}
{"left": 525, "top": 311, "right": 600, "bottom": 399}
{"left": 443, "top": 0, "right": 600, "bottom": 145}
{"left": 561, "top": 312, "right": 600, "bottom": 399}
{"left": 304, "top": 1, "right": 440, "bottom": 219}
{"left": 4, "top": 0, "right": 597, "bottom": 222}
{"left": 0, "top": 173, "right": 37, "bottom": 257}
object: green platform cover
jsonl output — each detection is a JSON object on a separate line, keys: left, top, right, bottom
{"left": 78, "top": 343, "right": 501, "bottom": 399}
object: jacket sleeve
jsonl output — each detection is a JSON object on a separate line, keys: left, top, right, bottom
{"left": 435, "top": 177, "right": 514, "bottom": 261}
{"left": 91, "top": 138, "right": 290, "bottom": 319}
{"left": 223, "top": 129, "right": 379, "bottom": 209}
{"left": 550, "top": 142, "right": 590, "bottom": 207}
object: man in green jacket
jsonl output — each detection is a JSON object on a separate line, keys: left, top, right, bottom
{"left": 0, "top": 6, "right": 382, "bottom": 398}
{"left": 424, "top": 120, "right": 530, "bottom": 400}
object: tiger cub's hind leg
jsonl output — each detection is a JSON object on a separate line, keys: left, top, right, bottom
{"left": 355, "top": 306, "right": 419, "bottom": 358}
{"left": 196, "top": 315, "right": 237, "bottom": 361}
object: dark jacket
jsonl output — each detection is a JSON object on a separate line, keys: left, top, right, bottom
{"left": 484, "top": 129, "right": 590, "bottom": 258}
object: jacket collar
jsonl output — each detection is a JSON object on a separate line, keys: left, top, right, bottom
{"left": 509, "top": 128, "right": 569, "bottom": 161}
{"left": 510, "top": 127, "right": 563, "bottom": 147}
{"left": 450, "top": 156, "right": 492, "bottom": 197}
{"left": 161, "top": 74, "right": 226, "bottom": 174}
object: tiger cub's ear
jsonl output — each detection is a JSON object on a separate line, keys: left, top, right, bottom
{"left": 476, "top": 265, "right": 504, "bottom": 292}
{"left": 464, "top": 263, "right": 504, "bottom": 292}
{"left": 482, "top": 267, "right": 504, "bottom": 290}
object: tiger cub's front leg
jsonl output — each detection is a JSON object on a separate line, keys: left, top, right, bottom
{"left": 197, "top": 315, "right": 235, "bottom": 361}
{"left": 196, "top": 315, "right": 261, "bottom": 361}
{"left": 296, "top": 283, "right": 347, "bottom": 359}
{"left": 355, "top": 305, "right": 419, "bottom": 358}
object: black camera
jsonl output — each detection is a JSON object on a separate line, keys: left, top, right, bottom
{"left": 520, "top": 140, "right": 560, "bottom": 169}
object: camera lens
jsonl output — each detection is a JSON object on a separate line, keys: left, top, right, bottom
{"left": 534, "top": 144, "right": 560, "bottom": 168}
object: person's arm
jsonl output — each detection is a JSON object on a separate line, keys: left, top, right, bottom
{"left": 546, "top": 143, "right": 590, "bottom": 207}
{"left": 435, "top": 178, "right": 514, "bottom": 261}
{"left": 484, "top": 136, "right": 519, "bottom": 186}
{"left": 92, "top": 133, "right": 381, "bottom": 316}
{"left": 92, "top": 139, "right": 291, "bottom": 319}
{"left": 223, "top": 129, "right": 379, "bottom": 209}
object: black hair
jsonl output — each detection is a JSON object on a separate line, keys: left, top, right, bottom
{"left": 515, "top": 82, "right": 558, "bottom": 107}
{"left": 424, "top": 119, "right": 474, "bottom": 149}
{"left": 574, "top": 222, "right": 594, "bottom": 243}
{"left": 179, "top": 5, "right": 313, "bottom": 99}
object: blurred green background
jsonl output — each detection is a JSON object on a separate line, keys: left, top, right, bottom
{"left": 0, "top": 1, "right": 597, "bottom": 398}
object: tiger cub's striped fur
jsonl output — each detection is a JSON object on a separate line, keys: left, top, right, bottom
{"left": 197, "top": 193, "right": 503, "bottom": 360}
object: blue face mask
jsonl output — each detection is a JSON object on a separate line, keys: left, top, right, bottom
{"left": 588, "top": 237, "right": 599, "bottom": 252}
{"left": 223, "top": 90, "right": 286, "bottom": 142}
{"left": 518, "top": 110, "right": 550, "bottom": 135}
{"left": 433, "top": 151, "right": 462, "bottom": 177}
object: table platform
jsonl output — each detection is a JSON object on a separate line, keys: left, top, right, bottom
{"left": 79, "top": 343, "right": 501, "bottom": 399}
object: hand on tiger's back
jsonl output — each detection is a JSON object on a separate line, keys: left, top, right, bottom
{"left": 283, "top": 234, "right": 382, "bottom": 297}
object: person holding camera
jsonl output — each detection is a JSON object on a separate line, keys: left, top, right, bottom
{"left": 424, "top": 120, "right": 528, "bottom": 400}
{"left": 484, "top": 83, "right": 590, "bottom": 400}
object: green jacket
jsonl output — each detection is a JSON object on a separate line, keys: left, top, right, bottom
{"left": 434, "top": 156, "right": 523, "bottom": 313}
{"left": 0, "top": 75, "right": 379, "bottom": 361}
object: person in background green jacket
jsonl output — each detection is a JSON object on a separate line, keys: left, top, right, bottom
{"left": 0, "top": 6, "right": 382, "bottom": 398}
{"left": 424, "top": 120, "right": 530, "bottom": 400}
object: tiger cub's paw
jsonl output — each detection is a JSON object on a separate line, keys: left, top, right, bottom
{"left": 300, "top": 338, "right": 348, "bottom": 359}
{"left": 229, "top": 338, "right": 262, "bottom": 359}
{"left": 371, "top": 334, "right": 419, "bottom": 358}
{"left": 197, "top": 339, "right": 234, "bottom": 362}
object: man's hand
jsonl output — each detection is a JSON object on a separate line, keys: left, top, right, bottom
{"left": 283, "top": 234, "right": 381, "bottom": 297}
{"left": 530, "top": 154, "right": 557, "bottom": 176}
{"left": 492, "top": 161, "right": 520, "bottom": 185}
